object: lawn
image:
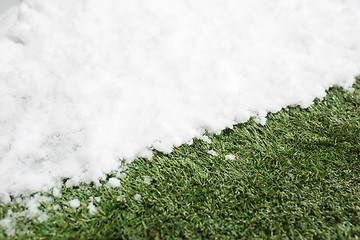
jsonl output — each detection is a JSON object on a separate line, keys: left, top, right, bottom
{"left": 1, "top": 76, "right": 360, "bottom": 239}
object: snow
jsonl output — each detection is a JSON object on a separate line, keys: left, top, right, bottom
{"left": 208, "top": 150, "right": 218, "bottom": 156}
{"left": 0, "top": 0, "right": 359, "bottom": 203}
{"left": 52, "top": 188, "right": 61, "bottom": 197}
{"left": 116, "top": 195, "right": 126, "bottom": 202}
{"left": 134, "top": 194, "right": 142, "bottom": 201}
{"left": 87, "top": 202, "right": 97, "bottom": 215}
{"left": 87, "top": 198, "right": 98, "bottom": 215}
{"left": 117, "top": 172, "right": 127, "bottom": 179}
{"left": 106, "top": 178, "right": 121, "bottom": 188}
{"left": 0, "top": 0, "right": 19, "bottom": 14}
{"left": 225, "top": 155, "right": 236, "bottom": 160}
{"left": 0, "top": 214, "right": 16, "bottom": 236}
{"left": 0, "top": 194, "right": 51, "bottom": 235}
{"left": 144, "top": 176, "right": 153, "bottom": 185}
{"left": 68, "top": 199, "right": 80, "bottom": 210}
{"left": 200, "top": 136, "right": 212, "bottom": 144}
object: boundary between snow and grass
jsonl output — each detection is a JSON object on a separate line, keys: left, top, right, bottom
{"left": 1, "top": 76, "right": 360, "bottom": 239}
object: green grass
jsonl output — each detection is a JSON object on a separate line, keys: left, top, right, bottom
{"left": 1, "top": 77, "right": 360, "bottom": 239}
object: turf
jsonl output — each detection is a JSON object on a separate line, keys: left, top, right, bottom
{"left": 1, "top": 77, "right": 360, "bottom": 239}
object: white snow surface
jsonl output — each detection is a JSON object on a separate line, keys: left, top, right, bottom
{"left": 0, "top": 0, "right": 360, "bottom": 203}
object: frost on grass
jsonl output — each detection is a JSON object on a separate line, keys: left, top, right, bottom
{"left": 0, "top": 0, "right": 360, "bottom": 203}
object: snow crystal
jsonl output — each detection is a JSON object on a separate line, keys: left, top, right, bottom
{"left": 134, "top": 194, "right": 142, "bottom": 201}
{"left": 0, "top": 0, "right": 360, "bottom": 202}
{"left": 106, "top": 178, "right": 121, "bottom": 188}
{"left": 225, "top": 154, "right": 236, "bottom": 160}
{"left": 69, "top": 199, "right": 80, "bottom": 210}
{"left": 144, "top": 176, "right": 153, "bottom": 185}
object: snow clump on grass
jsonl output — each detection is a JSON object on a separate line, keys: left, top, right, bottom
{"left": 144, "top": 176, "right": 153, "bottom": 185}
{"left": 208, "top": 150, "right": 218, "bottom": 156}
{"left": 134, "top": 194, "right": 142, "bottom": 201}
{"left": 69, "top": 199, "right": 81, "bottom": 210}
{"left": 87, "top": 202, "right": 97, "bottom": 215}
{"left": 225, "top": 154, "right": 236, "bottom": 160}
